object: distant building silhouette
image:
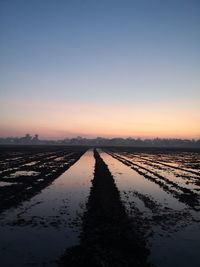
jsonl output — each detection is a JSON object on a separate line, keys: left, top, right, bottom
{"left": 0, "top": 134, "right": 199, "bottom": 148}
{"left": 32, "top": 134, "right": 39, "bottom": 143}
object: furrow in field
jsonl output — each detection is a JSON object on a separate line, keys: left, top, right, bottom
{"left": 0, "top": 150, "right": 86, "bottom": 213}
{"left": 60, "top": 149, "right": 150, "bottom": 267}
{"left": 100, "top": 151, "right": 187, "bottom": 210}
{"left": 0, "top": 150, "right": 74, "bottom": 177}
{"left": 122, "top": 151, "right": 200, "bottom": 175}
{"left": 0, "top": 149, "right": 95, "bottom": 267}
{"left": 105, "top": 152, "right": 200, "bottom": 210}
{"left": 117, "top": 152, "right": 200, "bottom": 190}
{"left": 100, "top": 150, "right": 200, "bottom": 267}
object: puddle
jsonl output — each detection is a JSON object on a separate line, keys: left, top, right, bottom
{"left": 0, "top": 181, "right": 17, "bottom": 187}
{"left": 8, "top": 171, "right": 40, "bottom": 178}
{"left": 23, "top": 161, "right": 38, "bottom": 166}
{"left": 9, "top": 171, "right": 40, "bottom": 178}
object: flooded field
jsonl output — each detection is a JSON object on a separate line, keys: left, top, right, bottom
{"left": 0, "top": 150, "right": 94, "bottom": 266}
{"left": 101, "top": 149, "right": 200, "bottom": 267}
{"left": 0, "top": 146, "right": 200, "bottom": 266}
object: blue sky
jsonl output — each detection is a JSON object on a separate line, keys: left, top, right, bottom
{"left": 0, "top": 0, "right": 200, "bottom": 138}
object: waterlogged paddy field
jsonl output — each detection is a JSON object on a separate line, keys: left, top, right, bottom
{"left": 0, "top": 146, "right": 200, "bottom": 267}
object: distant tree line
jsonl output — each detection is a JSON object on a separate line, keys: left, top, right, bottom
{"left": 0, "top": 134, "right": 200, "bottom": 148}
{"left": 0, "top": 134, "right": 40, "bottom": 145}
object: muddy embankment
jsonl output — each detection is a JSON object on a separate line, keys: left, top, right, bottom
{"left": 60, "top": 149, "right": 150, "bottom": 267}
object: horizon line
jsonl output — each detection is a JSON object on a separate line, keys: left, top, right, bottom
{"left": 1, "top": 135, "right": 199, "bottom": 141}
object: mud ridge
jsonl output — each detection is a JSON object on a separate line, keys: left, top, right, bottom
{"left": 59, "top": 149, "right": 150, "bottom": 267}
{"left": 131, "top": 154, "right": 200, "bottom": 176}
{"left": 0, "top": 150, "right": 86, "bottom": 213}
{"left": 109, "top": 152, "right": 199, "bottom": 210}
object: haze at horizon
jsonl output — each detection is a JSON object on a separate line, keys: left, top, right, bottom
{"left": 0, "top": 0, "right": 200, "bottom": 139}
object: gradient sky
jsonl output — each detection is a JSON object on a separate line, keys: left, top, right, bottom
{"left": 0, "top": 0, "right": 200, "bottom": 139}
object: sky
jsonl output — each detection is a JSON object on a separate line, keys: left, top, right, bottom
{"left": 0, "top": 0, "right": 200, "bottom": 139}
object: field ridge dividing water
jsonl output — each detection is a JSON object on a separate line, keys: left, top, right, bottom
{"left": 0, "top": 149, "right": 87, "bottom": 213}
{"left": 108, "top": 152, "right": 199, "bottom": 210}
{"left": 60, "top": 149, "right": 150, "bottom": 267}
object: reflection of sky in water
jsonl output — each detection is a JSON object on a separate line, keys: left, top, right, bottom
{"left": 0, "top": 181, "right": 18, "bottom": 187}
{"left": 126, "top": 152, "right": 200, "bottom": 173}
{"left": 118, "top": 155, "right": 200, "bottom": 206}
{"left": 9, "top": 170, "right": 40, "bottom": 177}
{"left": 100, "top": 152, "right": 186, "bottom": 210}
{"left": 120, "top": 155, "right": 199, "bottom": 192}
{"left": 0, "top": 150, "right": 95, "bottom": 267}
{"left": 23, "top": 161, "right": 38, "bottom": 166}
{"left": 101, "top": 152, "right": 200, "bottom": 267}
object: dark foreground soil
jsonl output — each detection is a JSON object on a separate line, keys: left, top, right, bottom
{"left": 59, "top": 149, "right": 150, "bottom": 267}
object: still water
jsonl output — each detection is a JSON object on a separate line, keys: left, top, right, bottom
{"left": 0, "top": 149, "right": 199, "bottom": 267}
{"left": 100, "top": 152, "right": 185, "bottom": 210}
{"left": 100, "top": 151, "right": 200, "bottom": 267}
{"left": 0, "top": 150, "right": 95, "bottom": 267}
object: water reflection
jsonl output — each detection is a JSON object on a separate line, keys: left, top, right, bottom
{"left": 100, "top": 151, "right": 200, "bottom": 267}
{"left": 0, "top": 150, "right": 95, "bottom": 267}
{"left": 100, "top": 152, "right": 185, "bottom": 210}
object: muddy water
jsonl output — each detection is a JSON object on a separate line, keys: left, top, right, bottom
{"left": 121, "top": 154, "right": 199, "bottom": 192}
{"left": 0, "top": 150, "right": 95, "bottom": 267}
{"left": 100, "top": 152, "right": 185, "bottom": 210}
{"left": 100, "top": 151, "right": 200, "bottom": 267}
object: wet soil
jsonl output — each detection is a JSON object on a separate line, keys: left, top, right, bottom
{"left": 108, "top": 152, "right": 200, "bottom": 210}
{"left": 100, "top": 148, "right": 200, "bottom": 267}
{"left": 60, "top": 149, "right": 150, "bottom": 267}
{"left": 1, "top": 146, "right": 199, "bottom": 267}
{"left": 0, "top": 150, "right": 95, "bottom": 267}
{"left": 0, "top": 146, "right": 88, "bottom": 213}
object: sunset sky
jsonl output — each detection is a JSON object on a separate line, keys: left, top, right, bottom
{"left": 0, "top": 0, "right": 200, "bottom": 139}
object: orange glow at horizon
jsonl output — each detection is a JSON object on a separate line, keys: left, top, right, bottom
{"left": 0, "top": 99, "right": 199, "bottom": 139}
